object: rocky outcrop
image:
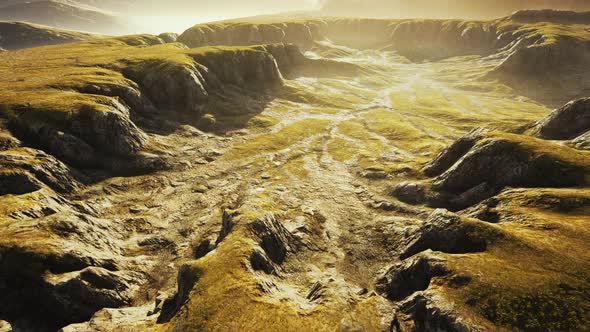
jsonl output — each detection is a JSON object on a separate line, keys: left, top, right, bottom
{"left": 392, "top": 129, "right": 589, "bottom": 209}
{"left": 126, "top": 44, "right": 289, "bottom": 118}
{"left": 190, "top": 47, "right": 284, "bottom": 88}
{"left": 47, "top": 267, "right": 141, "bottom": 323}
{"left": 157, "top": 33, "right": 179, "bottom": 43}
{"left": 248, "top": 214, "right": 299, "bottom": 275}
{"left": 0, "top": 148, "right": 80, "bottom": 195}
{"left": 157, "top": 264, "right": 201, "bottom": 323}
{"left": 390, "top": 293, "right": 482, "bottom": 332}
{"left": 376, "top": 253, "right": 447, "bottom": 301}
{"left": 423, "top": 128, "right": 490, "bottom": 177}
{"left": 7, "top": 98, "right": 148, "bottom": 166}
{"left": 432, "top": 138, "right": 585, "bottom": 192}
{"left": 572, "top": 131, "right": 590, "bottom": 150}
{"left": 528, "top": 97, "right": 590, "bottom": 140}
{"left": 178, "top": 21, "right": 324, "bottom": 50}
{"left": 387, "top": 20, "right": 498, "bottom": 60}
{"left": 399, "top": 209, "right": 490, "bottom": 259}
{"left": 60, "top": 305, "right": 156, "bottom": 332}
{"left": 0, "top": 188, "right": 155, "bottom": 331}
{"left": 0, "top": 133, "right": 20, "bottom": 151}
{"left": 493, "top": 35, "right": 590, "bottom": 77}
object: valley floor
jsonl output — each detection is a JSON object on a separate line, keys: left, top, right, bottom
{"left": 2, "top": 40, "right": 588, "bottom": 332}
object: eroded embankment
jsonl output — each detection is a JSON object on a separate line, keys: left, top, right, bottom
{"left": 0, "top": 36, "right": 342, "bottom": 330}
{"left": 1, "top": 12, "right": 590, "bottom": 332}
{"left": 177, "top": 11, "right": 590, "bottom": 99}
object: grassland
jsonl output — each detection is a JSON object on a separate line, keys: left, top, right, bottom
{"left": 1, "top": 14, "right": 589, "bottom": 332}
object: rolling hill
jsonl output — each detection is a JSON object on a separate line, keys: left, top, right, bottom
{"left": 0, "top": 9, "right": 589, "bottom": 332}
{"left": 0, "top": 0, "right": 134, "bottom": 35}
{"left": 0, "top": 21, "right": 96, "bottom": 50}
{"left": 321, "top": 0, "right": 590, "bottom": 19}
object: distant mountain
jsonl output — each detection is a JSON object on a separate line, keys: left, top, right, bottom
{"left": 0, "top": 21, "right": 96, "bottom": 50}
{"left": 0, "top": 0, "right": 134, "bottom": 35}
{"left": 321, "top": 0, "right": 590, "bottom": 19}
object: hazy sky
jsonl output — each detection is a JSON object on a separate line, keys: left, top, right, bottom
{"left": 122, "top": 0, "right": 590, "bottom": 33}
{"left": 119, "top": 0, "right": 322, "bottom": 33}
{"left": 6, "top": 0, "right": 590, "bottom": 34}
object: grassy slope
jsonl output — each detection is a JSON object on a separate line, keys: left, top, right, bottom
{"left": 0, "top": 0, "right": 132, "bottom": 35}
{"left": 0, "top": 15, "right": 589, "bottom": 332}
{"left": 0, "top": 21, "right": 98, "bottom": 50}
{"left": 0, "top": 36, "right": 281, "bottom": 134}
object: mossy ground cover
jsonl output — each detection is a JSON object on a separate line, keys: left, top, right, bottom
{"left": 2, "top": 17, "right": 589, "bottom": 331}
{"left": 0, "top": 37, "right": 283, "bottom": 130}
{"left": 202, "top": 40, "right": 588, "bottom": 331}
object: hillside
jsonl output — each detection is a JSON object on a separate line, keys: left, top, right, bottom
{"left": 0, "top": 11, "right": 589, "bottom": 332}
{"left": 0, "top": 21, "right": 96, "bottom": 50}
{"left": 177, "top": 11, "right": 590, "bottom": 104}
{"left": 322, "top": 0, "right": 590, "bottom": 19}
{"left": 0, "top": 0, "right": 133, "bottom": 35}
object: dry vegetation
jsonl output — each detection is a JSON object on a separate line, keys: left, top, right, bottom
{"left": 0, "top": 13, "right": 589, "bottom": 332}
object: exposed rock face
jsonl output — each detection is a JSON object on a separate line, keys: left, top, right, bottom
{"left": 423, "top": 128, "right": 490, "bottom": 177}
{"left": 529, "top": 97, "right": 590, "bottom": 140}
{"left": 48, "top": 267, "right": 140, "bottom": 323}
{"left": 572, "top": 131, "right": 590, "bottom": 150}
{"left": 178, "top": 22, "right": 323, "bottom": 50}
{"left": 376, "top": 253, "right": 447, "bottom": 301}
{"left": 494, "top": 35, "right": 590, "bottom": 78}
{"left": 190, "top": 47, "right": 284, "bottom": 89}
{"left": 157, "top": 265, "right": 201, "bottom": 323}
{"left": 60, "top": 305, "right": 155, "bottom": 332}
{"left": 0, "top": 148, "right": 80, "bottom": 195}
{"left": 399, "top": 209, "right": 489, "bottom": 259}
{"left": 70, "top": 101, "right": 148, "bottom": 157}
{"left": 0, "top": 133, "right": 20, "bottom": 151}
{"left": 157, "top": 32, "right": 179, "bottom": 43}
{"left": 388, "top": 20, "right": 498, "bottom": 60}
{"left": 390, "top": 293, "right": 481, "bottom": 332}
{"left": 433, "top": 138, "right": 585, "bottom": 192}
{"left": 393, "top": 127, "right": 589, "bottom": 210}
{"left": 248, "top": 214, "right": 299, "bottom": 275}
